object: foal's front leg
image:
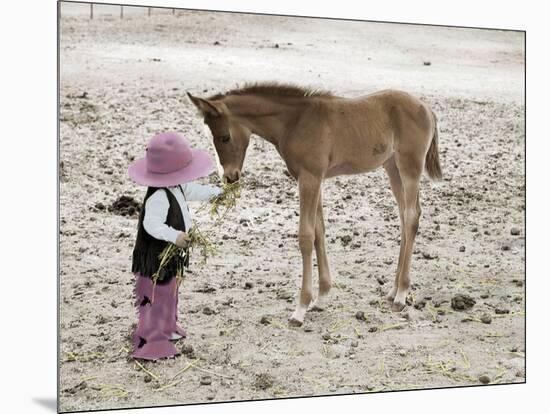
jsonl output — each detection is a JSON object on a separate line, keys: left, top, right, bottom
{"left": 289, "top": 173, "right": 321, "bottom": 327}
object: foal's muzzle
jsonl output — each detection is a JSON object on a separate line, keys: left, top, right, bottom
{"left": 223, "top": 170, "right": 241, "bottom": 184}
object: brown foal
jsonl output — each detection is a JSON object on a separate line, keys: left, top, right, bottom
{"left": 188, "top": 82, "right": 442, "bottom": 326}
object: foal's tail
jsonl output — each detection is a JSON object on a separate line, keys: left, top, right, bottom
{"left": 425, "top": 110, "right": 443, "bottom": 180}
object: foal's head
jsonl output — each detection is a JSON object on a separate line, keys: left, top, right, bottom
{"left": 187, "top": 93, "right": 251, "bottom": 183}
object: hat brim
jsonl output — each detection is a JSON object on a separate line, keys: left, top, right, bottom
{"left": 128, "top": 149, "right": 214, "bottom": 187}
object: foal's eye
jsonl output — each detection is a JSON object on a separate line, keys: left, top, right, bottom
{"left": 220, "top": 135, "right": 231, "bottom": 143}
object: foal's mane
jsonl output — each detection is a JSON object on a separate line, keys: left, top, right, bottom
{"left": 208, "top": 82, "right": 334, "bottom": 100}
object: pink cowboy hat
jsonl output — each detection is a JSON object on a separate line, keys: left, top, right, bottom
{"left": 128, "top": 132, "right": 214, "bottom": 187}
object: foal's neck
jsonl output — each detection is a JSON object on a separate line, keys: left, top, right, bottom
{"left": 224, "top": 95, "right": 307, "bottom": 146}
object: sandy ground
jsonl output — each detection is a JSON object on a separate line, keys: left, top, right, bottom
{"left": 58, "top": 6, "right": 525, "bottom": 412}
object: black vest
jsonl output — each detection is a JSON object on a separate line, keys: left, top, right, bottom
{"left": 132, "top": 187, "right": 189, "bottom": 284}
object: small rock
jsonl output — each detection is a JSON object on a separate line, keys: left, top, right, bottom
{"left": 304, "top": 326, "right": 314, "bottom": 332}
{"left": 423, "top": 61, "right": 431, "bottom": 66}
{"left": 276, "top": 290, "right": 293, "bottom": 301}
{"left": 322, "top": 332, "right": 331, "bottom": 341}
{"left": 200, "top": 376, "right": 212, "bottom": 386}
{"left": 95, "top": 315, "right": 108, "bottom": 325}
{"left": 368, "top": 326, "right": 378, "bottom": 333}
{"left": 253, "top": 373, "right": 274, "bottom": 390}
{"left": 144, "top": 376, "right": 152, "bottom": 383}
{"left": 398, "top": 349, "right": 407, "bottom": 357}
{"left": 451, "top": 294, "right": 476, "bottom": 310}
{"left": 422, "top": 251, "right": 436, "bottom": 260}
{"left": 355, "top": 311, "right": 367, "bottom": 321}
{"left": 432, "top": 297, "right": 445, "bottom": 307}
{"left": 244, "top": 281, "right": 253, "bottom": 290}
{"left": 459, "top": 246, "right": 466, "bottom": 252}
{"left": 340, "top": 235, "right": 352, "bottom": 246}
{"left": 495, "top": 305, "right": 510, "bottom": 314}
{"left": 63, "top": 381, "right": 87, "bottom": 394}
{"left": 221, "top": 297, "right": 234, "bottom": 306}
{"left": 479, "top": 374, "right": 491, "bottom": 384}
{"left": 480, "top": 314, "right": 492, "bottom": 324}
{"left": 194, "top": 285, "right": 216, "bottom": 293}
{"left": 260, "top": 315, "right": 271, "bottom": 325}
{"left": 501, "top": 244, "right": 511, "bottom": 251}
{"left": 203, "top": 306, "right": 215, "bottom": 315}
{"left": 181, "top": 344, "right": 195, "bottom": 358}
{"left": 510, "top": 227, "right": 521, "bottom": 236}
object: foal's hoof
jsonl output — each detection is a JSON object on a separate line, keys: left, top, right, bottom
{"left": 288, "top": 317, "right": 303, "bottom": 327}
{"left": 391, "top": 301, "right": 406, "bottom": 312}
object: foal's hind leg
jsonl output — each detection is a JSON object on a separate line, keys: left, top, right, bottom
{"left": 310, "top": 192, "right": 332, "bottom": 311}
{"left": 391, "top": 156, "right": 423, "bottom": 311}
{"left": 383, "top": 156, "right": 406, "bottom": 303}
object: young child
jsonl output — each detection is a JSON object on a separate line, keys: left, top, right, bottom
{"left": 128, "top": 132, "right": 221, "bottom": 360}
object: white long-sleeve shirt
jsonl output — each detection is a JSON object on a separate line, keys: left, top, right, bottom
{"left": 142, "top": 182, "right": 222, "bottom": 244}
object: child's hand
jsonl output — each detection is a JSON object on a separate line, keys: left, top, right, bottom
{"left": 175, "top": 232, "right": 190, "bottom": 248}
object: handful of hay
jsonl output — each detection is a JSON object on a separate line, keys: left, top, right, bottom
{"left": 150, "top": 243, "right": 187, "bottom": 301}
{"left": 150, "top": 182, "right": 241, "bottom": 299}
{"left": 208, "top": 182, "right": 241, "bottom": 220}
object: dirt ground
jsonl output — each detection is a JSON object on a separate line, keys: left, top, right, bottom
{"left": 58, "top": 5, "right": 525, "bottom": 412}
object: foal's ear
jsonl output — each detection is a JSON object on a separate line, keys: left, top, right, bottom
{"left": 187, "top": 93, "right": 224, "bottom": 117}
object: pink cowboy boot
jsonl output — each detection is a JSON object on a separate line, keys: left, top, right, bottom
{"left": 132, "top": 274, "right": 179, "bottom": 361}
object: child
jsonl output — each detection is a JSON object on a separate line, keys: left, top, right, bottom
{"left": 128, "top": 132, "right": 221, "bottom": 360}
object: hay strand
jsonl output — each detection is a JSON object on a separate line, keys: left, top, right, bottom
{"left": 134, "top": 360, "right": 161, "bottom": 381}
